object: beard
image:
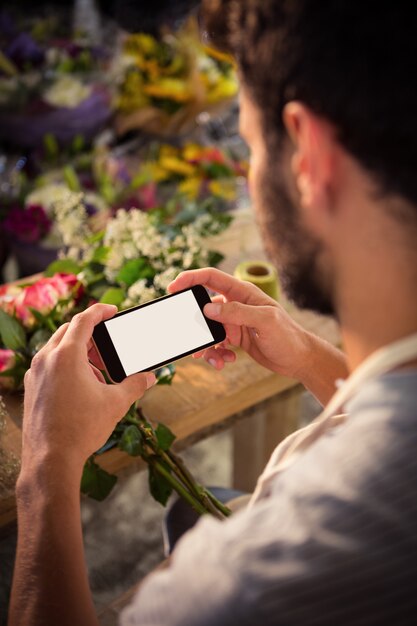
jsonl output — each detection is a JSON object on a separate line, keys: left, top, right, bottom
{"left": 255, "top": 142, "right": 335, "bottom": 317}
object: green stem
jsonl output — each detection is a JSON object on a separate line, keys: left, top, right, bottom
{"left": 127, "top": 413, "right": 230, "bottom": 518}
{"left": 204, "top": 489, "right": 232, "bottom": 518}
{"left": 149, "top": 457, "right": 207, "bottom": 517}
{"left": 166, "top": 449, "right": 229, "bottom": 519}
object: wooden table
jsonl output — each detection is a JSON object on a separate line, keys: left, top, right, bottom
{"left": 0, "top": 208, "right": 341, "bottom": 533}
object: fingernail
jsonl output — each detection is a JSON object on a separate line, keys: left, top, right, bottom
{"left": 146, "top": 372, "right": 157, "bottom": 388}
{"left": 205, "top": 303, "right": 221, "bottom": 317}
{"left": 208, "top": 358, "right": 217, "bottom": 368}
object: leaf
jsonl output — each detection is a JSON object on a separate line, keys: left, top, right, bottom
{"left": 155, "top": 423, "right": 176, "bottom": 451}
{"left": 43, "top": 133, "right": 59, "bottom": 160}
{"left": 116, "top": 258, "right": 154, "bottom": 287}
{"left": 44, "top": 259, "right": 81, "bottom": 277}
{"left": 81, "top": 457, "right": 117, "bottom": 501}
{"left": 148, "top": 464, "right": 173, "bottom": 506}
{"left": 90, "top": 282, "right": 111, "bottom": 301}
{"left": 155, "top": 363, "right": 175, "bottom": 385}
{"left": 99, "top": 288, "right": 125, "bottom": 307}
{"left": 28, "top": 328, "right": 52, "bottom": 355}
{"left": 207, "top": 250, "right": 224, "bottom": 267}
{"left": 28, "top": 307, "right": 50, "bottom": 326}
{"left": 0, "top": 310, "right": 27, "bottom": 350}
{"left": 118, "top": 424, "right": 144, "bottom": 456}
{"left": 91, "top": 246, "right": 110, "bottom": 265}
{"left": 63, "top": 165, "right": 81, "bottom": 192}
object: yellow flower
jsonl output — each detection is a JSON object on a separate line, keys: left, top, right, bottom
{"left": 206, "top": 76, "right": 238, "bottom": 103}
{"left": 159, "top": 145, "right": 179, "bottom": 159}
{"left": 124, "top": 33, "right": 158, "bottom": 57}
{"left": 209, "top": 179, "right": 237, "bottom": 201}
{"left": 147, "top": 162, "right": 170, "bottom": 182}
{"left": 203, "top": 44, "right": 236, "bottom": 67}
{"left": 178, "top": 176, "right": 203, "bottom": 199}
{"left": 143, "top": 78, "right": 192, "bottom": 103}
{"left": 159, "top": 156, "right": 196, "bottom": 177}
{"left": 182, "top": 143, "right": 205, "bottom": 162}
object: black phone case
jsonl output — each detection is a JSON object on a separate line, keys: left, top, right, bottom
{"left": 92, "top": 285, "right": 226, "bottom": 382}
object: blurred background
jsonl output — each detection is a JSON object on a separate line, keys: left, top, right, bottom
{"left": 0, "top": 0, "right": 249, "bottom": 281}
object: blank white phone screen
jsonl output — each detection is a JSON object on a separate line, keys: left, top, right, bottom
{"left": 104, "top": 290, "right": 214, "bottom": 375}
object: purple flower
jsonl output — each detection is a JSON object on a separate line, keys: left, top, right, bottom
{"left": 4, "top": 204, "right": 52, "bottom": 243}
{"left": 6, "top": 32, "right": 45, "bottom": 69}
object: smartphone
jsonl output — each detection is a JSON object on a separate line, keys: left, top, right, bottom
{"left": 92, "top": 285, "right": 226, "bottom": 383}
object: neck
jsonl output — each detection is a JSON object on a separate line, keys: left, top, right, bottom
{"left": 335, "top": 216, "right": 417, "bottom": 372}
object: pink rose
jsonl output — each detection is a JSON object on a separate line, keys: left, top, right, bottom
{"left": 0, "top": 349, "right": 16, "bottom": 390}
{"left": 0, "top": 284, "right": 21, "bottom": 318}
{"left": 12, "top": 273, "right": 79, "bottom": 327}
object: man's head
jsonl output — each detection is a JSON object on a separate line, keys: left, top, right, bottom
{"left": 202, "top": 0, "right": 417, "bottom": 315}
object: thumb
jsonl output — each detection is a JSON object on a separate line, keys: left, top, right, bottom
{"left": 115, "top": 371, "right": 157, "bottom": 406}
{"left": 204, "top": 301, "right": 266, "bottom": 330}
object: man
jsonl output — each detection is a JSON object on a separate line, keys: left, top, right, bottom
{"left": 8, "top": 0, "right": 417, "bottom": 624}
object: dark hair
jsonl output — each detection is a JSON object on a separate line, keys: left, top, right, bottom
{"left": 202, "top": 0, "right": 417, "bottom": 209}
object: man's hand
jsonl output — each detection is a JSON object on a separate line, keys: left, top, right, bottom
{"left": 169, "top": 268, "right": 310, "bottom": 379}
{"left": 169, "top": 268, "right": 348, "bottom": 406}
{"left": 22, "top": 303, "right": 156, "bottom": 472}
{"left": 9, "top": 303, "right": 157, "bottom": 626}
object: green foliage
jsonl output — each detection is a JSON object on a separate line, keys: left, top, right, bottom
{"left": 63, "top": 165, "right": 81, "bottom": 192}
{"left": 45, "top": 259, "right": 82, "bottom": 277}
{"left": 118, "top": 424, "right": 144, "bottom": 456}
{"left": 0, "top": 310, "right": 26, "bottom": 350}
{"left": 155, "top": 364, "right": 175, "bottom": 385}
{"left": 99, "top": 288, "right": 125, "bottom": 307}
{"left": 148, "top": 461, "right": 173, "bottom": 506}
{"left": 155, "top": 423, "right": 176, "bottom": 451}
{"left": 28, "top": 328, "right": 53, "bottom": 355}
{"left": 81, "top": 457, "right": 118, "bottom": 501}
{"left": 90, "top": 246, "right": 110, "bottom": 265}
{"left": 116, "top": 258, "right": 155, "bottom": 287}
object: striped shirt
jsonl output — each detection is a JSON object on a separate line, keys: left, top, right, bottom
{"left": 121, "top": 371, "right": 417, "bottom": 625}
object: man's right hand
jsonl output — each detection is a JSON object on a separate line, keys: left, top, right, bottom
{"left": 168, "top": 268, "right": 312, "bottom": 380}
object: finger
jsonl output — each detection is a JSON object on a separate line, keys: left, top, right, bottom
{"left": 203, "top": 346, "right": 236, "bottom": 369}
{"left": 63, "top": 304, "right": 118, "bottom": 347}
{"left": 204, "top": 301, "right": 269, "bottom": 335}
{"left": 89, "top": 363, "right": 106, "bottom": 383}
{"left": 88, "top": 344, "right": 105, "bottom": 370}
{"left": 168, "top": 268, "right": 267, "bottom": 305}
{"left": 114, "top": 371, "right": 157, "bottom": 406}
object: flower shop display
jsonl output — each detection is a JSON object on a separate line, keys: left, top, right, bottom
{"left": 0, "top": 11, "right": 112, "bottom": 149}
{"left": 1, "top": 136, "right": 247, "bottom": 277}
{"left": 94, "top": 139, "right": 249, "bottom": 210}
{"left": 113, "top": 22, "right": 238, "bottom": 137}
{"left": 3, "top": 176, "right": 110, "bottom": 276}
{"left": 0, "top": 190, "right": 233, "bottom": 516}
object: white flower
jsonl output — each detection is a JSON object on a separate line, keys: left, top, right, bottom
{"left": 26, "top": 184, "right": 71, "bottom": 215}
{"left": 122, "top": 279, "right": 158, "bottom": 308}
{"left": 43, "top": 76, "right": 91, "bottom": 108}
{"left": 153, "top": 267, "right": 181, "bottom": 292}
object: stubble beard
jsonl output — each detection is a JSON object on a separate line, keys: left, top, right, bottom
{"left": 255, "top": 147, "right": 336, "bottom": 317}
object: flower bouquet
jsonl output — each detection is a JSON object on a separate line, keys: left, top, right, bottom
{"left": 113, "top": 20, "right": 238, "bottom": 137}
{"left": 0, "top": 11, "right": 112, "bottom": 149}
{"left": 0, "top": 190, "right": 233, "bottom": 516}
{"left": 94, "top": 140, "right": 249, "bottom": 211}
{"left": 3, "top": 177, "right": 110, "bottom": 276}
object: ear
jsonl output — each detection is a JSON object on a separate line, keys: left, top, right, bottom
{"left": 283, "top": 102, "right": 336, "bottom": 215}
